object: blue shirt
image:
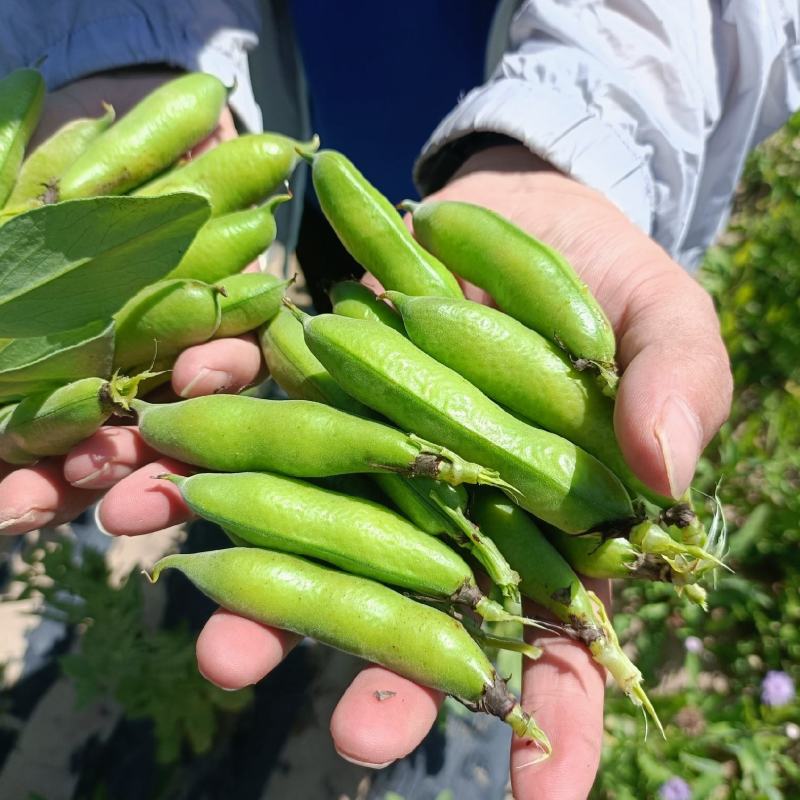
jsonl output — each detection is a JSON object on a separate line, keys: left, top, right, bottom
{"left": 288, "top": 1, "right": 500, "bottom": 204}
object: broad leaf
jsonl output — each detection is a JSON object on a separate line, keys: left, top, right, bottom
{"left": 0, "top": 318, "right": 115, "bottom": 402}
{"left": 0, "top": 193, "right": 210, "bottom": 336}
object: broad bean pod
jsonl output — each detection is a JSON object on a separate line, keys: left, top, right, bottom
{"left": 134, "top": 394, "right": 510, "bottom": 488}
{"left": 403, "top": 200, "right": 618, "bottom": 394}
{"left": 148, "top": 547, "right": 551, "bottom": 754}
{"left": 166, "top": 471, "right": 536, "bottom": 629}
{"left": 59, "top": 72, "right": 227, "bottom": 199}
{"left": 0, "top": 68, "right": 45, "bottom": 207}
{"left": 292, "top": 309, "right": 635, "bottom": 533}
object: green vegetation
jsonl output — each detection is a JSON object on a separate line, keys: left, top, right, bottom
{"left": 593, "top": 114, "right": 800, "bottom": 799}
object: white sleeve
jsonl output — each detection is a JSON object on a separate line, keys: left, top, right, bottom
{"left": 0, "top": 0, "right": 263, "bottom": 131}
{"left": 416, "top": 0, "right": 800, "bottom": 267}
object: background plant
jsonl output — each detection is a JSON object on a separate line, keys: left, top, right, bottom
{"left": 592, "top": 114, "right": 800, "bottom": 799}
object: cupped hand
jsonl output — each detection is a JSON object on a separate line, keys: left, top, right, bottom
{"left": 2, "top": 130, "right": 732, "bottom": 799}
{"left": 0, "top": 69, "right": 249, "bottom": 534}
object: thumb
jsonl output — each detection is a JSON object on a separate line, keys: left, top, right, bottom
{"left": 613, "top": 266, "right": 732, "bottom": 499}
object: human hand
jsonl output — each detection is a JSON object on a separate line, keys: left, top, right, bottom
{"left": 402, "top": 144, "right": 729, "bottom": 798}
{"left": 0, "top": 69, "right": 265, "bottom": 535}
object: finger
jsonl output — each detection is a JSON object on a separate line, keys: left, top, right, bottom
{"left": 0, "top": 459, "right": 102, "bottom": 535}
{"left": 96, "top": 458, "right": 192, "bottom": 535}
{"left": 171, "top": 334, "right": 264, "bottom": 398}
{"left": 511, "top": 581, "right": 610, "bottom": 800}
{"left": 196, "top": 608, "right": 301, "bottom": 690}
{"left": 330, "top": 666, "right": 443, "bottom": 768}
{"left": 188, "top": 106, "right": 238, "bottom": 157}
{"left": 614, "top": 266, "right": 732, "bottom": 498}
{"left": 63, "top": 426, "right": 158, "bottom": 489}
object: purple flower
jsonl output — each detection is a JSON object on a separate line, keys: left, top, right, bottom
{"left": 659, "top": 777, "right": 692, "bottom": 800}
{"left": 761, "top": 671, "right": 796, "bottom": 707}
{"left": 684, "top": 636, "right": 704, "bottom": 654}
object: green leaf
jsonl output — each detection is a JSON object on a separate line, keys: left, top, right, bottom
{"left": 0, "top": 318, "right": 115, "bottom": 401}
{"left": 0, "top": 193, "right": 210, "bottom": 336}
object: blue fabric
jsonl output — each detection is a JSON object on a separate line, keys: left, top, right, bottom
{"left": 288, "top": 1, "right": 500, "bottom": 204}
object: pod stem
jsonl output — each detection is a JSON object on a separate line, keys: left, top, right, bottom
{"left": 473, "top": 595, "right": 561, "bottom": 633}
{"left": 406, "top": 433, "right": 522, "bottom": 496}
{"left": 106, "top": 369, "right": 167, "bottom": 412}
{"left": 596, "top": 364, "right": 619, "bottom": 398}
{"left": 428, "top": 492, "right": 521, "bottom": 598}
{"left": 631, "top": 522, "right": 731, "bottom": 572}
{"left": 504, "top": 705, "right": 552, "bottom": 757}
{"left": 461, "top": 617, "right": 542, "bottom": 661}
{"left": 584, "top": 591, "right": 664, "bottom": 738}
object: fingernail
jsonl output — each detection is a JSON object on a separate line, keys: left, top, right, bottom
{"left": 71, "top": 461, "right": 135, "bottom": 489}
{"left": 196, "top": 663, "right": 245, "bottom": 691}
{"left": 0, "top": 509, "right": 54, "bottom": 535}
{"left": 178, "top": 368, "right": 233, "bottom": 398}
{"left": 93, "top": 502, "right": 114, "bottom": 537}
{"left": 655, "top": 394, "right": 703, "bottom": 498}
{"left": 336, "top": 752, "right": 395, "bottom": 770}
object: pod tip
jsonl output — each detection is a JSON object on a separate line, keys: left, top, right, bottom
{"left": 282, "top": 296, "right": 309, "bottom": 323}
{"left": 142, "top": 566, "right": 159, "bottom": 585}
{"left": 154, "top": 473, "right": 184, "bottom": 486}
{"left": 397, "top": 199, "right": 420, "bottom": 214}
{"left": 295, "top": 134, "right": 320, "bottom": 163}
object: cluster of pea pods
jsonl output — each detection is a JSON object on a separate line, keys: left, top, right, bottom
{"left": 0, "top": 69, "right": 729, "bottom": 758}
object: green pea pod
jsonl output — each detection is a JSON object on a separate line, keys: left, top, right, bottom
{"left": 165, "top": 471, "right": 536, "bottom": 630}
{"left": 167, "top": 194, "right": 291, "bottom": 282}
{"left": 301, "top": 150, "right": 462, "bottom": 298}
{"left": 136, "top": 134, "right": 318, "bottom": 215}
{"left": 471, "top": 488, "right": 663, "bottom": 734}
{"left": 0, "top": 68, "right": 45, "bottom": 207}
{"left": 0, "top": 374, "right": 144, "bottom": 464}
{"left": 0, "top": 402, "right": 36, "bottom": 464}
{"left": 148, "top": 547, "right": 551, "bottom": 754}
{"left": 385, "top": 291, "right": 670, "bottom": 508}
{"left": 58, "top": 72, "right": 227, "bottom": 199}
{"left": 329, "top": 280, "right": 406, "bottom": 334}
{"left": 259, "top": 307, "right": 373, "bottom": 416}
{"left": 6, "top": 104, "right": 115, "bottom": 209}
{"left": 291, "top": 308, "right": 635, "bottom": 533}
{"left": 213, "top": 273, "right": 289, "bottom": 338}
{"left": 546, "top": 529, "right": 709, "bottom": 609}
{"left": 259, "top": 307, "right": 519, "bottom": 599}
{"left": 113, "top": 279, "right": 223, "bottom": 370}
{"left": 373, "top": 474, "right": 520, "bottom": 600}
{"left": 403, "top": 200, "right": 618, "bottom": 395}
{"left": 134, "top": 394, "right": 510, "bottom": 489}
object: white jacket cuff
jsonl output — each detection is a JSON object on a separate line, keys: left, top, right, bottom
{"left": 415, "top": 77, "right": 656, "bottom": 236}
